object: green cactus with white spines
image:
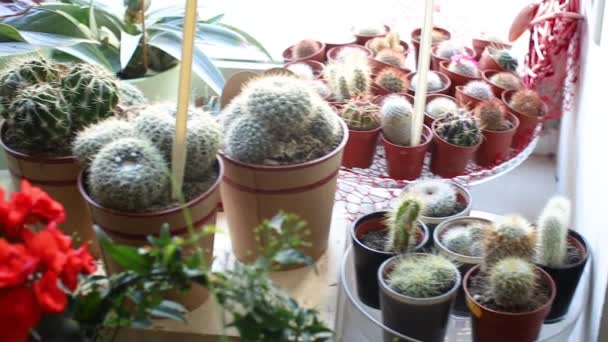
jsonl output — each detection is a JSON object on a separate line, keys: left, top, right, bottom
{"left": 286, "top": 63, "right": 315, "bottom": 80}
{"left": 483, "top": 214, "right": 537, "bottom": 269}
{"left": 292, "top": 39, "right": 321, "bottom": 59}
{"left": 475, "top": 99, "right": 510, "bottom": 131}
{"left": 411, "top": 71, "right": 444, "bottom": 92}
{"left": 381, "top": 95, "right": 413, "bottom": 145}
{"left": 72, "top": 118, "right": 135, "bottom": 167}
{"left": 384, "top": 194, "right": 424, "bottom": 253}
{"left": 509, "top": 89, "right": 544, "bottom": 117}
{"left": 88, "top": 137, "right": 170, "bottom": 212}
{"left": 442, "top": 223, "right": 485, "bottom": 257}
{"left": 224, "top": 115, "right": 273, "bottom": 164}
{"left": 537, "top": 196, "right": 572, "bottom": 267}
{"left": 339, "top": 97, "right": 380, "bottom": 131}
{"left": 387, "top": 254, "right": 458, "bottom": 298}
{"left": 375, "top": 49, "right": 406, "bottom": 68}
{"left": 308, "top": 80, "right": 331, "bottom": 99}
{"left": 426, "top": 97, "right": 458, "bottom": 119}
{"left": 448, "top": 58, "right": 479, "bottom": 77}
{"left": 117, "top": 81, "right": 147, "bottom": 106}
{"left": 435, "top": 112, "right": 481, "bottom": 147}
{"left": 491, "top": 48, "right": 518, "bottom": 72}
{"left": 489, "top": 257, "right": 538, "bottom": 311}
{"left": 407, "top": 179, "right": 458, "bottom": 218}
{"left": 435, "top": 41, "right": 465, "bottom": 59}
{"left": 324, "top": 57, "right": 371, "bottom": 100}
{"left": 0, "top": 57, "right": 62, "bottom": 106}
{"left": 375, "top": 69, "right": 406, "bottom": 93}
{"left": 489, "top": 72, "right": 521, "bottom": 91}
{"left": 462, "top": 81, "right": 494, "bottom": 100}
{"left": 308, "top": 101, "right": 343, "bottom": 145}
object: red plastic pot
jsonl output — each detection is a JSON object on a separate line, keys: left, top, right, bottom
{"left": 371, "top": 65, "right": 411, "bottom": 96}
{"left": 282, "top": 40, "right": 327, "bottom": 63}
{"left": 431, "top": 120, "right": 480, "bottom": 178}
{"left": 502, "top": 90, "right": 547, "bottom": 149}
{"left": 482, "top": 70, "right": 522, "bottom": 97}
{"left": 455, "top": 85, "right": 490, "bottom": 110}
{"left": 406, "top": 71, "right": 451, "bottom": 96}
{"left": 431, "top": 46, "right": 475, "bottom": 71}
{"left": 284, "top": 60, "right": 325, "bottom": 80}
{"left": 327, "top": 44, "right": 372, "bottom": 62}
{"left": 439, "top": 60, "right": 482, "bottom": 96}
{"left": 471, "top": 38, "right": 511, "bottom": 60}
{"left": 464, "top": 265, "right": 556, "bottom": 342}
{"left": 411, "top": 26, "right": 451, "bottom": 65}
{"left": 476, "top": 113, "right": 519, "bottom": 167}
{"left": 342, "top": 125, "right": 382, "bottom": 169}
{"left": 353, "top": 25, "right": 390, "bottom": 45}
{"left": 382, "top": 125, "right": 432, "bottom": 180}
{"left": 424, "top": 93, "right": 458, "bottom": 127}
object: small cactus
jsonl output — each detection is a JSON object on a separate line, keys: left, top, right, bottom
{"left": 324, "top": 57, "right": 371, "bottom": 100}
{"left": 339, "top": 96, "right": 381, "bottom": 131}
{"left": 448, "top": 57, "right": 480, "bottom": 77}
{"left": 442, "top": 223, "right": 486, "bottom": 257}
{"left": 72, "top": 118, "right": 135, "bottom": 167}
{"left": 407, "top": 179, "right": 458, "bottom": 218}
{"left": 0, "top": 57, "right": 62, "bottom": 106}
{"left": 224, "top": 115, "right": 273, "bottom": 164}
{"left": 490, "top": 48, "right": 518, "bottom": 72}
{"left": 335, "top": 47, "right": 369, "bottom": 62}
{"left": 475, "top": 99, "right": 510, "bottom": 131}
{"left": 431, "top": 29, "right": 449, "bottom": 44}
{"left": 117, "top": 81, "right": 147, "bottom": 106}
{"left": 462, "top": 81, "right": 494, "bottom": 100}
{"left": 387, "top": 254, "right": 458, "bottom": 298}
{"left": 483, "top": 214, "right": 537, "bottom": 268}
{"left": 368, "top": 32, "right": 404, "bottom": 54}
{"left": 292, "top": 39, "right": 321, "bottom": 59}
{"left": 426, "top": 97, "right": 458, "bottom": 119}
{"left": 435, "top": 112, "right": 481, "bottom": 147}
{"left": 381, "top": 95, "right": 413, "bottom": 145}
{"left": 435, "top": 41, "right": 465, "bottom": 59}
{"left": 375, "top": 68, "right": 407, "bottom": 93}
{"left": 411, "top": 71, "right": 444, "bottom": 92}
{"left": 489, "top": 257, "right": 538, "bottom": 311}
{"left": 353, "top": 25, "right": 385, "bottom": 36}
{"left": 489, "top": 72, "right": 521, "bottom": 90}
{"left": 286, "top": 63, "right": 315, "bottom": 80}
{"left": 509, "top": 89, "right": 544, "bottom": 117}
{"left": 537, "top": 196, "right": 571, "bottom": 267}
{"left": 375, "top": 49, "right": 406, "bottom": 68}
{"left": 307, "top": 80, "right": 331, "bottom": 99}
{"left": 384, "top": 194, "right": 424, "bottom": 253}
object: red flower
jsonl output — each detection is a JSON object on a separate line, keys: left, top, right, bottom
{"left": 22, "top": 225, "right": 68, "bottom": 273}
{"left": 62, "top": 244, "right": 97, "bottom": 291}
{"left": 0, "top": 285, "right": 41, "bottom": 342}
{"left": 34, "top": 271, "right": 67, "bottom": 314}
{"left": 0, "top": 239, "right": 38, "bottom": 288}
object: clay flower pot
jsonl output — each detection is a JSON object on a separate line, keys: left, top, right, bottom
{"left": 282, "top": 40, "right": 327, "bottom": 63}
{"left": 368, "top": 57, "right": 411, "bottom": 79}
{"left": 327, "top": 44, "right": 372, "bottom": 62}
{"left": 431, "top": 46, "right": 475, "bottom": 71}
{"left": 439, "top": 60, "right": 482, "bottom": 96}
{"left": 471, "top": 38, "right": 511, "bottom": 60}
{"left": 342, "top": 125, "right": 382, "bottom": 169}
{"left": 424, "top": 93, "right": 459, "bottom": 127}
{"left": 482, "top": 70, "right": 523, "bottom": 97}
{"left": 371, "top": 66, "right": 411, "bottom": 96}
{"left": 431, "top": 120, "right": 481, "bottom": 178}
{"left": 476, "top": 113, "right": 519, "bottom": 167}
{"left": 365, "top": 39, "right": 410, "bottom": 59}
{"left": 406, "top": 71, "right": 451, "bottom": 96}
{"left": 284, "top": 60, "right": 325, "bottom": 80}
{"left": 323, "top": 33, "right": 358, "bottom": 53}
{"left": 382, "top": 125, "right": 432, "bottom": 180}
{"left": 455, "top": 85, "right": 491, "bottom": 110}
{"left": 464, "top": 264, "right": 556, "bottom": 342}
{"left": 353, "top": 25, "right": 390, "bottom": 45}
{"left": 502, "top": 90, "right": 547, "bottom": 148}
{"left": 411, "top": 26, "right": 451, "bottom": 65}
{"left": 352, "top": 211, "right": 429, "bottom": 309}
{"left": 478, "top": 46, "right": 514, "bottom": 72}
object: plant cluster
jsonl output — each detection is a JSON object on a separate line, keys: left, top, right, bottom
{"left": 339, "top": 96, "right": 381, "bottom": 131}
{"left": 387, "top": 254, "right": 458, "bottom": 298}
{"left": 435, "top": 111, "right": 482, "bottom": 147}
{"left": 475, "top": 99, "right": 511, "bottom": 131}
{"left": 381, "top": 95, "right": 414, "bottom": 146}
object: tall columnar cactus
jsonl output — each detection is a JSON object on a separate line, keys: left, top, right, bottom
{"left": 375, "top": 68, "right": 407, "bottom": 93}
{"left": 462, "top": 81, "right": 494, "bottom": 100}
{"left": 384, "top": 194, "right": 424, "bottom": 253}
{"left": 537, "top": 196, "right": 572, "bottom": 267}
{"left": 491, "top": 48, "right": 518, "bottom": 72}
{"left": 292, "top": 39, "right": 321, "bottom": 59}
{"left": 448, "top": 58, "right": 479, "bottom": 77}
{"left": 426, "top": 97, "right": 458, "bottom": 119}
{"left": 72, "top": 118, "right": 135, "bottom": 166}
{"left": 489, "top": 257, "right": 538, "bottom": 311}
{"left": 407, "top": 179, "right": 458, "bottom": 217}
{"left": 387, "top": 254, "right": 458, "bottom": 298}
{"left": 375, "top": 49, "right": 406, "bottom": 68}
{"left": 509, "top": 89, "right": 544, "bottom": 117}
{"left": 88, "top": 137, "right": 170, "bottom": 212}
{"left": 117, "top": 81, "right": 147, "bottom": 106}
{"left": 411, "top": 71, "right": 444, "bottom": 92}
{"left": 435, "top": 41, "right": 465, "bottom": 59}
{"left": 324, "top": 57, "right": 371, "bottom": 100}
{"left": 381, "top": 95, "right": 413, "bottom": 145}
{"left": 475, "top": 99, "right": 510, "bottom": 131}
{"left": 489, "top": 72, "right": 521, "bottom": 91}
{"left": 0, "top": 57, "right": 62, "bottom": 106}
{"left": 339, "top": 97, "right": 380, "bottom": 131}
{"left": 435, "top": 113, "right": 481, "bottom": 147}
{"left": 483, "top": 214, "right": 537, "bottom": 268}
{"left": 286, "top": 63, "right": 315, "bottom": 80}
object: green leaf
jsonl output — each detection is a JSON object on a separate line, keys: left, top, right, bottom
{"left": 147, "top": 300, "right": 187, "bottom": 322}
{"left": 0, "top": 24, "right": 95, "bottom": 47}
{"left": 216, "top": 23, "right": 274, "bottom": 62}
{"left": 99, "top": 238, "right": 151, "bottom": 275}
{"left": 203, "top": 14, "right": 225, "bottom": 24}
{"left": 150, "top": 23, "right": 245, "bottom": 47}
{"left": 119, "top": 31, "right": 142, "bottom": 69}
{"left": 55, "top": 43, "right": 118, "bottom": 71}
{"left": 88, "top": 0, "right": 98, "bottom": 38}
{"left": 273, "top": 249, "right": 314, "bottom": 267}
{"left": 146, "top": 6, "right": 185, "bottom": 26}
{"left": 4, "top": 8, "right": 92, "bottom": 39}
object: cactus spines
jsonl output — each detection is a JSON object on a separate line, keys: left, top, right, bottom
{"left": 353, "top": 25, "right": 385, "bottom": 36}
{"left": 384, "top": 194, "right": 424, "bottom": 253}
{"left": 431, "top": 29, "right": 449, "bottom": 44}
{"left": 435, "top": 112, "right": 481, "bottom": 147}
{"left": 0, "top": 57, "right": 61, "bottom": 106}
{"left": 88, "top": 137, "right": 170, "bottom": 212}
{"left": 442, "top": 223, "right": 485, "bottom": 257}
{"left": 117, "top": 81, "right": 147, "bottom": 106}
{"left": 375, "top": 49, "right": 406, "bottom": 68}
{"left": 324, "top": 57, "right": 371, "bottom": 100}
{"left": 308, "top": 80, "right": 331, "bottom": 99}
{"left": 509, "top": 89, "right": 544, "bottom": 117}
{"left": 375, "top": 68, "right": 407, "bottom": 93}
{"left": 292, "top": 39, "right": 321, "bottom": 59}
{"left": 339, "top": 96, "right": 380, "bottom": 131}
{"left": 407, "top": 179, "right": 458, "bottom": 217}
{"left": 426, "top": 97, "right": 458, "bottom": 119}
{"left": 537, "top": 196, "right": 572, "bottom": 267}
{"left": 475, "top": 99, "right": 510, "bottom": 131}
{"left": 286, "top": 63, "right": 315, "bottom": 80}
{"left": 352, "top": 68, "right": 369, "bottom": 95}
{"left": 491, "top": 48, "right": 519, "bottom": 72}
{"left": 448, "top": 58, "right": 480, "bottom": 77}
{"left": 224, "top": 115, "right": 273, "bottom": 164}
{"left": 381, "top": 95, "right": 413, "bottom": 145}
{"left": 489, "top": 257, "right": 537, "bottom": 310}
{"left": 387, "top": 254, "right": 458, "bottom": 298}
{"left": 435, "top": 41, "right": 465, "bottom": 59}
{"left": 462, "top": 81, "right": 494, "bottom": 100}
{"left": 72, "top": 118, "right": 135, "bottom": 166}
{"left": 335, "top": 47, "right": 369, "bottom": 62}
{"left": 368, "top": 32, "right": 404, "bottom": 54}
{"left": 411, "top": 71, "right": 444, "bottom": 92}
{"left": 489, "top": 72, "right": 521, "bottom": 91}
{"left": 483, "top": 214, "right": 537, "bottom": 268}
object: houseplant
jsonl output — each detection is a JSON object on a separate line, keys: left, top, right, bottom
{"left": 351, "top": 194, "right": 429, "bottom": 308}
{"left": 283, "top": 39, "right": 327, "bottom": 63}
{"left": 323, "top": 52, "right": 372, "bottom": 101}
{"left": 365, "top": 32, "right": 409, "bottom": 60}
{"left": 474, "top": 99, "right": 519, "bottom": 166}
{"left": 372, "top": 67, "right": 409, "bottom": 95}
{"left": 478, "top": 46, "right": 519, "bottom": 72}
{"left": 471, "top": 35, "right": 511, "bottom": 59}
{"left": 455, "top": 80, "right": 495, "bottom": 110}
{"left": 425, "top": 94, "right": 459, "bottom": 126}
{"left": 378, "top": 253, "right": 460, "bottom": 342}
{"left": 431, "top": 40, "right": 475, "bottom": 71}
{"left": 431, "top": 112, "right": 482, "bottom": 177}
{"left": 536, "top": 196, "right": 589, "bottom": 322}
{"left": 411, "top": 26, "right": 451, "bottom": 65}
{"left": 483, "top": 70, "right": 523, "bottom": 97}
{"left": 380, "top": 95, "right": 432, "bottom": 180}
{"left": 502, "top": 88, "right": 547, "bottom": 148}
{"left": 406, "top": 70, "right": 451, "bottom": 96}
{"left": 439, "top": 56, "right": 481, "bottom": 95}
{"left": 219, "top": 74, "right": 347, "bottom": 264}
{"left": 338, "top": 96, "right": 382, "bottom": 168}
{"left": 352, "top": 24, "right": 390, "bottom": 45}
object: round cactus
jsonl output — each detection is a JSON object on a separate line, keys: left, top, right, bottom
{"left": 448, "top": 58, "right": 479, "bottom": 77}
{"left": 375, "top": 68, "right": 406, "bottom": 93}
{"left": 0, "top": 57, "right": 62, "bottom": 106}
{"left": 384, "top": 32, "right": 404, "bottom": 52}
{"left": 335, "top": 47, "right": 369, "bottom": 62}
{"left": 286, "top": 63, "right": 315, "bottom": 80}
{"left": 509, "top": 89, "right": 544, "bottom": 117}
{"left": 489, "top": 257, "right": 537, "bottom": 311}
{"left": 307, "top": 80, "right": 331, "bottom": 99}
{"left": 292, "top": 39, "right": 321, "bottom": 59}
{"left": 117, "top": 81, "right": 147, "bottom": 106}
{"left": 462, "top": 81, "right": 494, "bottom": 100}
{"left": 381, "top": 95, "right": 413, "bottom": 145}
{"left": 483, "top": 214, "right": 537, "bottom": 268}
{"left": 442, "top": 226, "right": 474, "bottom": 256}
{"left": 339, "top": 97, "right": 381, "bottom": 131}
{"left": 411, "top": 71, "right": 444, "bottom": 92}
{"left": 353, "top": 25, "right": 385, "bottom": 36}
{"left": 537, "top": 196, "right": 571, "bottom": 267}
{"left": 72, "top": 118, "right": 135, "bottom": 166}
{"left": 489, "top": 72, "right": 521, "bottom": 90}
{"left": 224, "top": 115, "right": 273, "bottom": 164}
{"left": 491, "top": 48, "right": 518, "bottom": 72}
{"left": 387, "top": 254, "right": 458, "bottom": 298}
{"left": 368, "top": 37, "right": 391, "bottom": 54}
{"left": 435, "top": 113, "right": 481, "bottom": 147}
{"left": 375, "top": 49, "right": 406, "bottom": 68}
{"left": 431, "top": 29, "right": 449, "bottom": 43}
{"left": 384, "top": 194, "right": 424, "bottom": 253}
{"left": 435, "top": 41, "right": 465, "bottom": 59}
{"left": 220, "top": 99, "right": 247, "bottom": 133}
{"left": 407, "top": 179, "right": 458, "bottom": 217}
{"left": 426, "top": 97, "right": 458, "bottom": 119}
{"left": 475, "top": 99, "right": 510, "bottom": 131}
{"left": 88, "top": 137, "right": 170, "bottom": 212}
{"left": 308, "top": 102, "right": 343, "bottom": 147}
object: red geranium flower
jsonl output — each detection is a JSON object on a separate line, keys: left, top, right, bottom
{"left": 0, "top": 239, "right": 38, "bottom": 288}
{"left": 62, "top": 244, "right": 97, "bottom": 291}
{"left": 0, "top": 285, "right": 41, "bottom": 342}
{"left": 34, "top": 271, "right": 67, "bottom": 314}
{"left": 22, "top": 226, "right": 68, "bottom": 273}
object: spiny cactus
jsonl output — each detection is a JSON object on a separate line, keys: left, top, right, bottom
{"left": 308, "top": 101, "right": 343, "bottom": 147}
{"left": 387, "top": 254, "right": 458, "bottom": 298}
{"left": 475, "top": 99, "right": 510, "bottom": 131}
{"left": 292, "top": 39, "right": 321, "bottom": 59}
{"left": 0, "top": 57, "right": 62, "bottom": 106}
{"left": 339, "top": 96, "right": 381, "bottom": 131}
{"left": 384, "top": 194, "right": 424, "bottom": 253}
{"left": 435, "top": 41, "right": 465, "bottom": 59}
{"left": 448, "top": 58, "right": 480, "bottom": 77}
{"left": 224, "top": 115, "right": 273, "bottom": 164}
{"left": 72, "top": 118, "right": 135, "bottom": 166}
{"left": 335, "top": 47, "right": 369, "bottom": 62}
{"left": 426, "top": 97, "right": 458, "bottom": 119}
{"left": 435, "top": 113, "right": 481, "bottom": 147}
{"left": 509, "top": 89, "right": 544, "bottom": 117}
{"left": 489, "top": 257, "right": 538, "bottom": 311}
{"left": 381, "top": 95, "right": 413, "bottom": 145}
{"left": 537, "top": 196, "right": 571, "bottom": 268}
{"left": 307, "top": 80, "right": 331, "bottom": 99}
{"left": 353, "top": 25, "right": 385, "bottom": 36}
{"left": 483, "top": 214, "right": 537, "bottom": 268}
{"left": 375, "top": 68, "right": 407, "bottom": 93}
{"left": 490, "top": 48, "right": 518, "bottom": 72}
{"left": 462, "top": 81, "right": 494, "bottom": 100}
{"left": 88, "top": 137, "right": 170, "bottom": 212}
{"left": 117, "top": 81, "right": 147, "bottom": 106}
{"left": 489, "top": 72, "right": 521, "bottom": 91}
{"left": 411, "top": 71, "right": 444, "bottom": 92}
{"left": 407, "top": 179, "right": 458, "bottom": 217}
{"left": 442, "top": 223, "right": 485, "bottom": 257}
{"left": 368, "top": 32, "right": 404, "bottom": 54}
{"left": 375, "top": 49, "right": 406, "bottom": 68}
{"left": 324, "top": 57, "right": 371, "bottom": 100}
{"left": 286, "top": 63, "right": 315, "bottom": 80}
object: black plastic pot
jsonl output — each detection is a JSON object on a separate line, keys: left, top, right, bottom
{"left": 351, "top": 211, "right": 429, "bottom": 309}
{"left": 378, "top": 254, "right": 461, "bottom": 342}
{"left": 538, "top": 230, "right": 589, "bottom": 323}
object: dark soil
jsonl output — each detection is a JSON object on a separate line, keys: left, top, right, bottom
{"left": 565, "top": 242, "right": 584, "bottom": 265}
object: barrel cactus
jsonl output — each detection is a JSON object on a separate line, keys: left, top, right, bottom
{"left": 384, "top": 194, "right": 424, "bottom": 253}
{"left": 537, "top": 196, "right": 571, "bottom": 267}
{"left": 462, "top": 81, "right": 494, "bottom": 100}
{"left": 72, "top": 118, "right": 135, "bottom": 166}
{"left": 483, "top": 214, "right": 537, "bottom": 268}
{"left": 411, "top": 71, "right": 444, "bottom": 92}
{"left": 376, "top": 49, "right": 406, "bottom": 68}
{"left": 292, "top": 39, "right": 321, "bottom": 59}
{"left": 407, "top": 179, "right": 458, "bottom": 218}
{"left": 117, "top": 81, "right": 147, "bottom": 106}
{"left": 475, "top": 99, "right": 510, "bottom": 131}
{"left": 435, "top": 41, "right": 465, "bottom": 59}
{"left": 442, "top": 223, "right": 485, "bottom": 257}
{"left": 375, "top": 68, "right": 407, "bottom": 93}
{"left": 489, "top": 72, "right": 521, "bottom": 91}
{"left": 339, "top": 97, "right": 380, "bottom": 131}
{"left": 308, "top": 80, "right": 331, "bottom": 99}
{"left": 448, "top": 58, "right": 479, "bottom": 77}
{"left": 435, "top": 113, "right": 481, "bottom": 147}
{"left": 387, "top": 254, "right": 458, "bottom": 298}
{"left": 509, "top": 89, "right": 544, "bottom": 117}
{"left": 489, "top": 48, "right": 518, "bottom": 72}
{"left": 381, "top": 95, "right": 413, "bottom": 145}
{"left": 0, "top": 57, "right": 62, "bottom": 106}
{"left": 489, "top": 257, "right": 538, "bottom": 311}
{"left": 426, "top": 97, "right": 458, "bottom": 119}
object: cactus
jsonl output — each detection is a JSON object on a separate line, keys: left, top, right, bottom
{"left": 308, "top": 80, "right": 331, "bottom": 99}
{"left": 381, "top": 95, "right": 413, "bottom": 145}
{"left": 375, "top": 68, "right": 407, "bottom": 93}
{"left": 368, "top": 32, "right": 404, "bottom": 54}
{"left": 292, "top": 39, "right": 321, "bottom": 59}
{"left": 435, "top": 41, "right": 465, "bottom": 59}
{"left": 411, "top": 71, "right": 444, "bottom": 92}
{"left": 224, "top": 115, "right": 273, "bottom": 164}
{"left": 475, "top": 99, "right": 510, "bottom": 131}
{"left": 489, "top": 257, "right": 538, "bottom": 311}
{"left": 509, "top": 89, "right": 544, "bottom": 117}
{"left": 353, "top": 25, "right": 385, "bottom": 36}
{"left": 407, "top": 179, "right": 458, "bottom": 217}
{"left": 489, "top": 72, "right": 521, "bottom": 90}
{"left": 324, "top": 57, "right": 371, "bottom": 100}
{"left": 537, "top": 196, "right": 571, "bottom": 267}
{"left": 384, "top": 194, "right": 424, "bottom": 253}
{"left": 375, "top": 49, "right": 406, "bottom": 68}
{"left": 426, "top": 97, "right": 458, "bottom": 119}
{"left": 448, "top": 58, "right": 480, "bottom": 77}
{"left": 387, "top": 254, "right": 458, "bottom": 298}
{"left": 435, "top": 113, "right": 481, "bottom": 147}
{"left": 490, "top": 48, "right": 518, "bottom": 72}
{"left": 117, "top": 81, "right": 147, "bottom": 106}
{"left": 462, "top": 81, "right": 494, "bottom": 100}
{"left": 286, "top": 63, "right": 315, "bottom": 80}
{"left": 339, "top": 96, "right": 380, "bottom": 131}
{"left": 88, "top": 137, "right": 170, "bottom": 212}
{"left": 483, "top": 214, "right": 537, "bottom": 268}
{"left": 442, "top": 223, "right": 486, "bottom": 257}
{"left": 0, "top": 57, "right": 62, "bottom": 106}
{"left": 335, "top": 47, "right": 369, "bottom": 62}
{"left": 308, "top": 102, "right": 343, "bottom": 147}
{"left": 431, "top": 29, "right": 449, "bottom": 43}
{"left": 72, "top": 118, "right": 135, "bottom": 166}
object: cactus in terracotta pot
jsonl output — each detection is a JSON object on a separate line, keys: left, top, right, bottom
{"left": 384, "top": 194, "right": 424, "bottom": 253}
{"left": 475, "top": 99, "right": 511, "bottom": 131}
{"left": 488, "top": 47, "right": 518, "bottom": 72}
{"left": 324, "top": 56, "right": 371, "bottom": 100}
{"left": 0, "top": 57, "right": 62, "bottom": 106}
{"left": 72, "top": 118, "right": 135, "bottom": 166}
{"left": 463, "top": 81, "right": 494, "bottom": 100}
{"left": 387, "top": 254, "right": 458, "bottom": 297}
{"left": 537, "top": 196, "right": 571, "bottom": 267}
{"left": 117, "top": 81, "right": 147, "bottom": 106}
{"left": 292, "top": 39, "right": 321, "bottom": 59}
{"left": 375, "top": 49, "right": 406, "bottom": 68}
{"left": 489, "top": 257, "right": 538, "bottom": 310}
{"left": 435, "top": 113, "right": 481, "bottom": 147}
{"left": 286, "top": 63, "right": 315, "bottom": 80}
{"left": 411, "top": 71, "right": 444, "bottom": 92}
{"left": 369, "top": 32, "right": 404, "bottom": 54}
{"left": 483, "top": 214, "right": 537, "bottom": 268}
{"left": 435, "top": 41, "right": 466, "bottom": 59}
{"left": 509, "top": 89, "right": 545, "bottom": 117}
{"left": 375, "top": 68, "right": 407, "bottom": 93}
{"left": 426, "top": 97, "right": 458, "bottom": 119}
{"left": 339, "top": 96, "right": 381, "bottom": 131}
{"left": 448, "top": 57, "right": 480, "bottom": 77}
{"left": 489, "top": 72, "right": 521, "bottom": 91}
{"left": 442, "top": 223, "right": 485, "bottom": 257}
{"left": 407, "top": 179, "right": 458, "bottom": 218}
{"left": 381, "top": 95, "right": 413, "bottom": 145}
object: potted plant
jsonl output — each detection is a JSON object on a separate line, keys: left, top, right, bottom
{"left": 478, "top": 46, "right": 519, "bottom": 72}
{"left": 406, "top": 71, "right": 451, "bottom": 96}
{"left": 327, "top": 44, "right": 373, "bottom": 62}
{"left": 365, "top": 32, "right": 410, "bottom": 73}
{"left": 323, "top": 31, "right": 358, "bottom": 52}
{"left": 380, "top": 95, "right": 432, "bottom": 180}
{"left": 439, "top": 56, "right": 482, "bottom": 95}
{"left": 372, "top": 67, "right": 409, "bottom": 95}
{"left": 464, "top": 214, "right": 556, "bottom": 342}
{"left": 283, "top": 39, "right": 327, "bottom": 63}
{"left": 431, "top": 112, "right": 482, "bottom": 177}
{"left": 455, "top": 80, "right": 495, "bottom": 110}
{"left": 284, "top": 60, "right": 325, "bottom": 80}
{"left": 474, "top": 99, "right": 520, "bottom": 166}
{"left": 535, "top": 196, "right": 590, "bottom": 323}
{"left": 339, "top": 96, "right": 382, "bottom": 168}
{"left": 219, "top": 74, "right": 348, "bottom": 264}
{"left": 431, "top": 40, "right": 475, "bottom": 71}
{"left": 378, "top": 253, "right": 460, "bottom": 342}
{"left": 352, "top": 24, "right": 390, "bottom": 45}
{"left": 323, "top": 52, "right": 372, "bottom": 101}
{"left": 483, "top": 70, "right": 523, "bottom": 97}
{"left": 351, "top": 195, "right": 429, "bottom": 309}
{"left": 471, "top": 35, "right": 511, "bottom": 59}
{"left": 425, "top": 94, "right": 459, "bottom": 126}
{"left": 502, "top": 88, "right": 547, "bottom": 148}
{"left": 434, "top": 216, "right": 492, "bottom": 316}
{"left": 411, "top": 26, "right": 451, "bottom": 65}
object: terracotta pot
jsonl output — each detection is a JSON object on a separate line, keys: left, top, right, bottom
{"left": 371, "top": 66, "right": 411, "bottom": 96}
{"left": 284, "top": 60, "right": 325, "bottom": 80}
{"left": 367, "top": 57, "right": 411, "bottom": 76}
{"left": 431, "top": 120, "right": 481, "bottom": 178}
{"left": 326, "top": 44, "right": 372, "bottom": 62}
{"left": 478, "top": 47, "right": 513, "bottom": 72}
{"left": 343, "top": 125, "right": 381, "bottom": 169}
{"left": 424, "top": 93, "right": 459, "bottom": 127}
{"left": 411, "top": 27, "right": 451, "bottom": 65}
{"left": 502, "top": 90, "right": 546, "bottom": 148}
{"left": 482, "top": 70, "right": 523, "bottom": 97}
{"left": 382, "top": 125, "right": 432, "bottom": 180}
{"left": 431, "top": 46, "right": 475, "bottom": 71}
{"left": 439, "top": 60, "right": 482, "bottom": 96}
{"left": 78, "top": 159, "right": 223, "bottom": 310}
{"left": 219, "top": 121, "right": 348, "bottom": 265}
{"left": 0, "top": 124, "right": 97, "bottom": 255}
{"left": 476, "top": 113, "right": 519, "bottom": 167}
{"left": 471, "top": 38, "right": 511, "bottom": 60}
{"left": 282, "top": 40, "right": 327, "bottom": 63}
{"left": 353, "top": 25, "right": 390, "bottom": 45}
{"left": 406, "top": 71, "right": 451, "bottom": 96}
{"left": 464, "top": 264, "right": 556, "bottom": 342}
{"left": 455, "top": 85, "right": 491, "bottom": 110}
{"left": 365, "top": 39, "right": 409, "bottom": 59}
{"left": 323, "top": 34, "right": 358, "bottom": 53}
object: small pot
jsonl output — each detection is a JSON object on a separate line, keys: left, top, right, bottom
{"left": 471, "top": 38, "right": 511, "bottom": 60}
{"left": 378, "top": 254, "right": 460, "bottom": 342}
{"left": 352, "top": 212, "right": 429, "bottom": 309}
{"left": 464, "top": 264, "right": 556, "bottom": 342}
{"left": 326, "top": 44, "right": 373, "bottom": 62}
{"left": 323, "top": 34, "right": 358, "bottom": 53}
{"left": 431, "top": 120, "right": 481, "bottom": 178}
{"left": 406, "top": 71, "right": 451, "bottom": 96}
{"left": 371, "top": 66, "right": 411, "bottom": 96}
{"left": 411, "top": 27, "right": 451, "bottom": 66}
{"left": 353, "top": 25, "right": 390, "bottom": 45}
{"left": 478, "top": 47, "right": 511, "bottom": 72}
{"left": 424, "top": 93, "right": 459, "bottom": 127}
{"left": 283, "top": 60, "right": 325, "bottom": 80}
{"left": 476, "top": 112, "right": 519, "bottom": 167}
{"left": 454, "top": 85, "right": 492, "bottom": 110}
{"left": 434, "top": 217, "right": 492, "bottom": 316}
{"left": 342, "top": 125, "right": 382, "bottom": 169}
{"left": 282, "top": 40, "right": 327, "bottom": 63}
{"left": 367, "top": 57, "right": 411, "bottom": 77}
{"left": 431, "top": 46, "right": 475, "bottom": 71}
{"left": 502, "top": 90, "right": 547, "bottom": 149}
{"left": 538, "top": 230, "right": 589, "bottom": 323}
{"left": 382, "top": 125, "right": 432, "bottom": 180}
{"left": 482, "top": 70, "right": 523, "bottom": 97}
{"left": 439, "top": 60, "right": 482, "bottom": 96}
